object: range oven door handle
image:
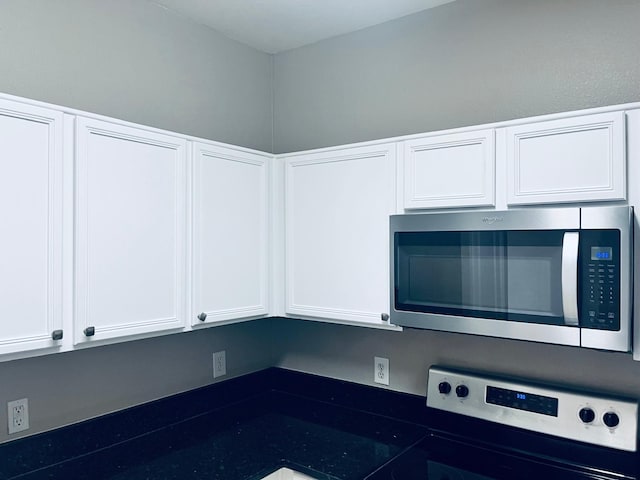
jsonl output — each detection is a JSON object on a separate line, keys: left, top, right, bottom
{"left": 561, "top": 232, "right": 580, "bottom": 326}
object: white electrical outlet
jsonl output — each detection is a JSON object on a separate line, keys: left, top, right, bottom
{"left": 213, "top": 350, "right": 226, "bottom": 378}
{"left": 8, "top": 398, "right": 29, "bottom": 434}
{"left": 374, "top": 357, "right": 389, "bottom": 385}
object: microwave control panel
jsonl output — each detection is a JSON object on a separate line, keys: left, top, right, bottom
{"left": 580, "top": 230, "right": 620, "bottom": 331}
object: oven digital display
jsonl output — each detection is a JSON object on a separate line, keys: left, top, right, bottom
{"left": 486, "top": 386, "right": 558, "bottom": 417}
{"left": 591, "top": 246, "right": 613, "bottom": 261}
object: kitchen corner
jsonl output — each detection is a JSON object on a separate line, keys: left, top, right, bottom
{"left": 0, "top": 369, "right": 428, "bottom": 480}
{"left": 2, "top": 1, "right": 640, "bottom": 479}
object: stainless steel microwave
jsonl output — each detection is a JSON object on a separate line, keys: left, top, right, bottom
{"left": 390, "top": 206, "right": 633, "bottom": 351}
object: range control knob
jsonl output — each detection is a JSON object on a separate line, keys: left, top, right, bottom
{"left": 438, "top": 382, "right": 452, "bottom": 394}
{"left": 603, "top": 412, "right": 620, "bottom": 428}
{"left": 579, "top": 407, "right": 595, "bottom": 424}
{"left": 455, "top": 385, "right": 469, "bottom": 398}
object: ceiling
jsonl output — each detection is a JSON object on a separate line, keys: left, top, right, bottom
{"left": 150, "top": 0, "right": 456, "bottom": 54}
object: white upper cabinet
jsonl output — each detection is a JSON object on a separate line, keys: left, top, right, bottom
{"left": 74, "top": 117, "right": 187, "bottom": 344}
{"left": 506, "top": 111, "right": 626, "bottom": 205}
{"left": 284, "top": 143, "right": 398, "bottom": 327}
{"left": 2, "top": 89, "right": 639, "bottom": 361}
{"left": 191, "top": 142, "right": 269, "bottom": 326}
{"left": 0, "top": 99, "right": 65, "bottom": 355}
{"left": 402, "top": 129, "right": 495, "bottom": 210}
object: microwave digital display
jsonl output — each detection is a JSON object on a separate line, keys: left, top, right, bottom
{"left": 591, "top": 247, "right": 613, "bottom": 261}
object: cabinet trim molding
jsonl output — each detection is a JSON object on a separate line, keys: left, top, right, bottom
{"left": 74, "top": 116, "right": 188, "bottom": 344}
{"left": 0, "top": 99, "right": 65, "bottom": 355}
{"left": 191, "top": 142, "right": 270, "bottom": 325}
{"left": 284, "top": 143, "right": 397, "bottom": 326}
{"left": 402, "top": 129, "right": 496, "bottom": 209}
{"left": 507, "top": 111, "right": 626, "bottom": 205}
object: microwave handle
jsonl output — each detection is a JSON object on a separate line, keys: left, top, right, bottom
{"left": 561, "top": 232, "right": 580, "bottom": 326}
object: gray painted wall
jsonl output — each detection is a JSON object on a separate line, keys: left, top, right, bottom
{"left": 273, "top": 318, "right": 640, "bottom": 397}
{"left": 273, "top": 0, "right": 640, "bottom": 153}
{"left": 0, "top": 0, "right": 273, "bottom": 151}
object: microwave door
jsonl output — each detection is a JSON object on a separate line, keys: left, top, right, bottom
{"left": 396, "top": 231, "right": 570, "bottom": 323}
{"left": 561, "top": 232, "right": 580, "bottom": 326}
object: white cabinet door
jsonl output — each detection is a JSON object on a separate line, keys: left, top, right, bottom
{"left": 506, "top": 111, "right": 626, "bottom": 205}
{"left": 75, "top": 117, "right": 187, "bottom": 344}
{"left": 402, "top": 129, "right": 495, "bottom": 210}
{"left": 0, "top": 99, "right": 65, "bottom": 355}
{"left": 191, "top": 142, "right": 269, "bottom": 325}
{"left": 285, "top": 143, "right": 397, "bottom": 326}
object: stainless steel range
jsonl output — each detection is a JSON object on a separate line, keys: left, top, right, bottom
{"left": 369, "top": 367, "right": 639, "bottom": 479}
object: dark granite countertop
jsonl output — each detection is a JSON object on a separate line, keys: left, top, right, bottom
{"left": 3, "top": 368, "right": 639, "bottom": 480}
{"left": 0, "top": 369, "right": 429, "bottom": 480}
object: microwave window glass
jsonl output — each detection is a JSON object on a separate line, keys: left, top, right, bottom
{"left": 395, "top": 231, "right": 565, "bottom": 324}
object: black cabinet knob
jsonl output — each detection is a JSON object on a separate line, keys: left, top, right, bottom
{"left": 84, "top": 326, "right": 95, "bottom": 337}
{"left": 51, "top": 330, "right": 63, "bottom": 341}
{"left": 197, "top": 312, "right": 207, "bottom": 322}
{"left": 603, "top": 412, "right": 620, "bottom": 428}
{"left": 456, "top": 385, "right": 469, "bottom": 398}
{"left": 438, "top": 382, "right": 452, "bottom": 394}
{"left": 579, "top": 407, "right": 595, "bottom": 423}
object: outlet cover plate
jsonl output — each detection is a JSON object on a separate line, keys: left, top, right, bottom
{"left": 374, "top": 357, "right": 389, "bottom": 386}
{"left": 213, "top": 350, "right": 227, "bottom": 378}
{"left": 8, "top": 398, "right": 29, "bottom": 434}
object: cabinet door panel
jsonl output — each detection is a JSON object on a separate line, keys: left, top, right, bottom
{"left": 285, "top": 144, "right": 396, "bottom": 325}
{"left": 0, "top": 99, "right": 64, "bottom": 355}
{"left": 507, "top": 112, "right": 625, "bottom": 205}
{"left": 75, "top": 118, "right": 187, "bottom": 343}
{"left": 192, "top": 143, "right": 269, "bottom": 325}
{"left": 403, "top": 129, "right": 495, "bottom": 209}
